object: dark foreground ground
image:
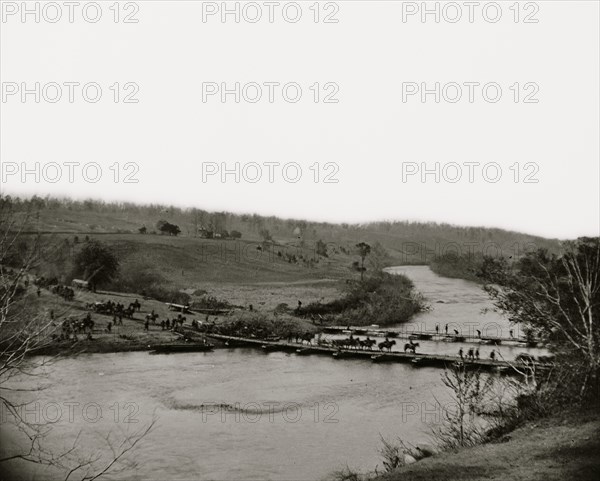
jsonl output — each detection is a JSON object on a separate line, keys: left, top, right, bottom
{"left": 376, "top": 410, "right": 600, "bottom": 481}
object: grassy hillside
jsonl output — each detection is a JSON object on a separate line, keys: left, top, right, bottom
{"left": 6, "top": 195, "right": 561, "bottom": 265}
{"left": 1, "top": 194, "right": 566, "bottom": 313}
{"left": 371, "top": 410, "right": 600, "bottom": 481}
{"left": 21, "top": 233, "right": 353, "bottom": 311}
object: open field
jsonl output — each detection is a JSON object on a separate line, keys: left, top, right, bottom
{"left": 29, "top": 232, "right": 353, "bottom": 312}
{"left": 99, "top": 234, "right": 355, "bottom": 284}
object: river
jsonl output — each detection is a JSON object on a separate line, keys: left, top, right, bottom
{"left": 386, "top": 265, "right": 512, "bottom": 335}
{"left": 1, "top": 266, "right": 541, "bottom": 480}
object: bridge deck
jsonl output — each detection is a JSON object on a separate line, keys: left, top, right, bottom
{"left": 321, "top": 326, "right": 539, "bottom": 346}
{"left": 205, "top": 334, "right": 547, "bottom": 372}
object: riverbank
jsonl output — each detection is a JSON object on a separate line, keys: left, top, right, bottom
{"left": 372, "top": 409, "right": 600, "bottom": 481}
{"left": 23, "top": 271, "right": 425, "bottom": 358}
{"left": 20, "top": 287, "right": 211, "bottom": 357}
{"left": 29, "top": 336, "right": 169, "bottom": 356}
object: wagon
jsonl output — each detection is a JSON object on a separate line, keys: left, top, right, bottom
{"left": 166, "top": 302, "right": 192, "bottom": 313}
{"left": 71, "top": 279, "right": 89, "bottom": 289}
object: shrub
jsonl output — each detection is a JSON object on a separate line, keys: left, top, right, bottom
{"left": 71, "top": 240, "right": 119, "bottom": 291}
{"left": 143, "top": 285, "right": 190, "bottom": 305}
{"left": 430, "top": 253, "right": 483, "bottom": 283}
{"left": 190, "top": 295, "right": 231, "bottom": 311}
{"left": 109, "top": 263, "right": 190, "bottom": 304}
{"left": 156, "top": 220, "right": 181, "bottom": 236}
{"left": 298, "top": 272, "right": 425, "bottom": 326}
{"left": 218, "top": 312, "right": 314, "bottom": 339}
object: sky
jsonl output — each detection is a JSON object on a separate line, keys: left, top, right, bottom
{"left": 1, "top": 0, "right": 599, "bottom": 239}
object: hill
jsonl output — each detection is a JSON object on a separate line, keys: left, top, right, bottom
{"left": 4, "top": 194, "right": 562, "bottom": 264}
{"left": 1, "top": 194, "right": 563, "bottom": 314}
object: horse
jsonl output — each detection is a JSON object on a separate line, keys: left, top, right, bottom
{"left": 301, "top": 332, "right": 315, "bottom": 345}
{"left": 360, "top": 339, "right": 376, "bottom": 350}
{"left": 378, "top": 339, "right": 396, "bottom": 352}
{"left": 127, "top": 300, "right": 141, "bottom": 312}
{"left": 404, "top": 342, "right": 419, "bottom": 353}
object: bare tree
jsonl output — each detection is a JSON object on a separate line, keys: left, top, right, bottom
{"left": 481, "top": 237, "right": 600, "bottom": 399}
{"left": 355, "top": 242, "right": 371, "bottom": 281}
{"left": 0, "top": 198, "right": 155, "bottom": 480}
{"left": 430, "top": 363, "right": 494, "bottom": 449}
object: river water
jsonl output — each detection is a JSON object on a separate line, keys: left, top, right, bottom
{"left": 1, "top": 266, "right": 541, "bottom": 481}
{"left": 382, "top": 266, "right": 545, "bottom": 361}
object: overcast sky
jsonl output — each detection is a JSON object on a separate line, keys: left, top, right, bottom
{"left": 1, "top": 1, "right": 599, "bottom": 239}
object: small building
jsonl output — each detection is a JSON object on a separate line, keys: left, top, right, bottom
{"left": 198, "top": 229, "right": 214, "bottom": 239}
{"left": 72, "top": 279, "right": 89, "bottom": 289}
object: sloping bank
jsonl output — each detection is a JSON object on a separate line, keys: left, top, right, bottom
{"left": 372, "top": 411, "right": 600, "bottom": 481}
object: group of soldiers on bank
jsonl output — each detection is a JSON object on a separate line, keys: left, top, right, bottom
{"left": 51, "top": 311, "right": 95, "bottom": 341}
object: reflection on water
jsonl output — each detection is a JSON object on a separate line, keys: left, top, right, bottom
{"left": 1, "top": 266, "right": 539, "bottom": 480}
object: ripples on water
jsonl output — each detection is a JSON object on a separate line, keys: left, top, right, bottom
{"left": 3, "top": 350, "right": 449, "bottom": 481}
{"left": 1, "top": 266, "right": 543, "bottom": 480}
